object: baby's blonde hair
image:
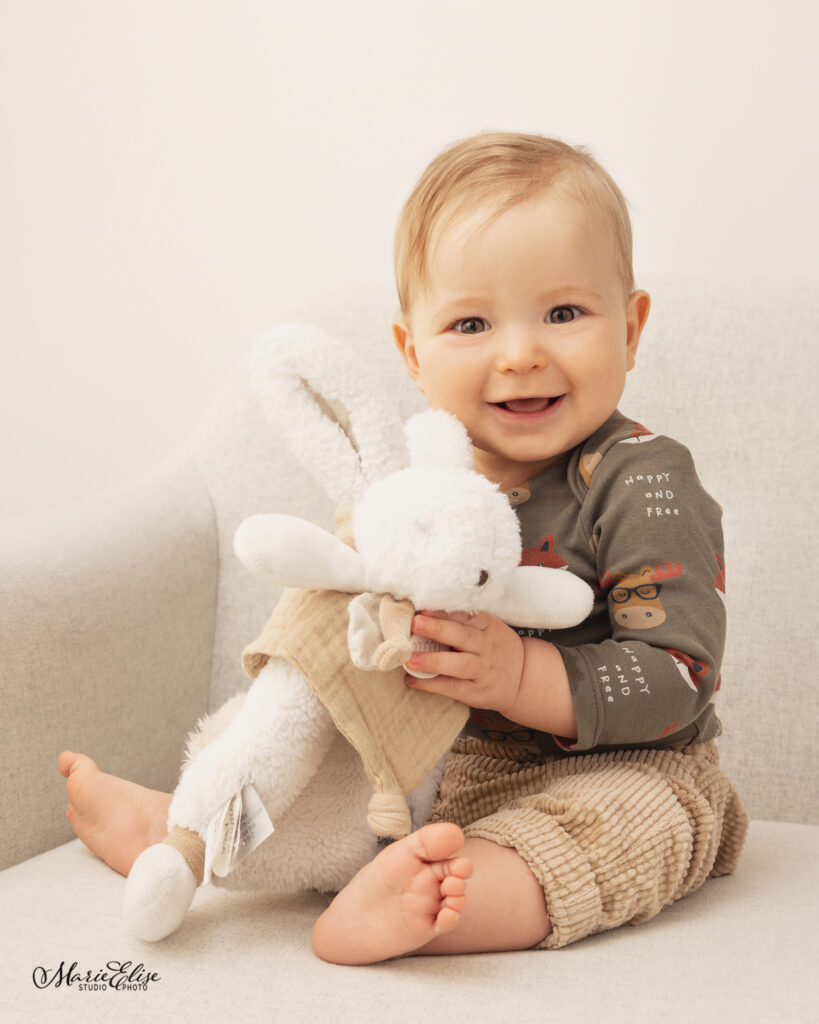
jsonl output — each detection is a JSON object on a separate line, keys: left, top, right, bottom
{"left": 394, "top": 131, "right": 635, "bottom": 321}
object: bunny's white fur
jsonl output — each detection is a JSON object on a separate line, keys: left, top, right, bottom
{"left": 235, "top": 406, "right": 593, "bottom": 628}
{"left": 123, "top": 325, "right": 593, "bottom": 942}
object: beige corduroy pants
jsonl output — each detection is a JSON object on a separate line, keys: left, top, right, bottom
{"left": 427, "top": 736, "right": 749, "bottom": 949}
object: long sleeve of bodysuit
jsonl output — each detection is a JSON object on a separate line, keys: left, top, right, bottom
{"left": 551, "top": 420, "right": 726, "bottom": 751}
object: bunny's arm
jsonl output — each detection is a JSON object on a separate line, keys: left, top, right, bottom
{"left": 233, "top": 514, "right": 368, "bottom": 592}
{"left": 493, "top": 566, "right": 594, "bottom": 631}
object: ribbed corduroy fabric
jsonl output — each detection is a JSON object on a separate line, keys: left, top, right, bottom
{"left": 428, "top": 737, "right": 749, "bottom": 948}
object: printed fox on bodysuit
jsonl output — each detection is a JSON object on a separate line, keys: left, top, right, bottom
{"left": 521, "top": 534, "right": 569, "bottom": 570}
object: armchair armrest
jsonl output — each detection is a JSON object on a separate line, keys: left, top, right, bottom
{"left": 0, "top": 457, "right": 218, "bottom": 870}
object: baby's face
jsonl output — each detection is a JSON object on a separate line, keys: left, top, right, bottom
{"left": 393, "top": 189, "right": 650, "bottom": 489}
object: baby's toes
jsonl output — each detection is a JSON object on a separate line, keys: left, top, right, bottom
{"left": 61, "top": 753, "right": 100, "bottom": 806}
{"left": 433, "top": 897, "right": 466, "bottom": 935}
{"left": 443, "top": 854, "right": 473, "bottom": 883}
{"left": 439, "top": 871, "right": 468, "bottom": 918}
{"left": 59, "top": 750, "right": 96, "bottom": 779}
{"left": 409, "top": 822, "right": 466, "bottom": 864}
{"left": 440, "top": 873, "right": 467, "bottom": 899}
{"left": 429, "top": 862, "right": 469, "bottom": 934}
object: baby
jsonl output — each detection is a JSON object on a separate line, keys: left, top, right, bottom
{"left": 60, "top": 131, "right": 748, "bottom": 964}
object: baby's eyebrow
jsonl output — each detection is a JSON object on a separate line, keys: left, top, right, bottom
{"left": 434, "top": 298, "right": 486, "bottom": 316}
{"left": 547, "top": 286, "right": 604, "bottom": 302}
{"left": 434, "top": 287, "right": 603, "bottom": 315}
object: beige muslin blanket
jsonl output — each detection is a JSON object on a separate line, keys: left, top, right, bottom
{"left": 241, "top": 508, "right": 469, "bottom": 837}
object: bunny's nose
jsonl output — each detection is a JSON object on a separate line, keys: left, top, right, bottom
{"left": 477, "top": 570, "right": 490, "bottom": 587}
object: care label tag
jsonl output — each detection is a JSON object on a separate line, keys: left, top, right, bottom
{"left": 203, "top": 784, "right": 274, "bottom": 885}
{"left": 234, "top": 783, "right": 275, "bottom": 865}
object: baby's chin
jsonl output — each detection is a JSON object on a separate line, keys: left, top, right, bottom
{"left": 470, "top": 444, "right": 571, "bottom": 489}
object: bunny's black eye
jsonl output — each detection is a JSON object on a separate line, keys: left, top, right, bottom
{"left": 477, "top": 570, "right": 489, "bottom": 587}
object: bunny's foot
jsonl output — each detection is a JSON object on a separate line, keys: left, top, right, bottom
{"left": 58, "top": 751, "right": 171, "bottom": 877}
{"left": 123, "top": 838, "right": 200, "bottom": 942}
{"left": 310, "top": 822, "right": 472, "bottom": 965}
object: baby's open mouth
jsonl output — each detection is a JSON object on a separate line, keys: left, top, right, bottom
{"left": 493, "top": 396, "right": 560, "bottom": 413}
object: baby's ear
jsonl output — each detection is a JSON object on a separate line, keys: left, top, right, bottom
{"left": 392, "top": 317, "right": 424, "bottom": 390}
{"left": 405, "top": 410, "right": 472, "bottom": 470}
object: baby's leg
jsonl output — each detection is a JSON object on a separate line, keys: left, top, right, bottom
{"left": 58, "top": 751, "right": 171, "bottom": 877}
{"left": 310, "top": 824, "right": 550, "bottom": 964}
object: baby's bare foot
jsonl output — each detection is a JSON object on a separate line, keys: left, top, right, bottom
{"left": 58, "top": 751, "right": 172, "bottom": 877}
{"left": 311, "top": 822, "right": 472, "bottom": 965}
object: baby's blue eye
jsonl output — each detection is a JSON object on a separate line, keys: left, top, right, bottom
{"left": 548, "top": 305, "right": 583, "bottom": 324}
{"left": 452, "top": 317, "right": 488, "bottom": 334}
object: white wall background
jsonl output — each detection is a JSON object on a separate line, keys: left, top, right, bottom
{"left": 2, "top": 0, "right": 817, "bottom": 519}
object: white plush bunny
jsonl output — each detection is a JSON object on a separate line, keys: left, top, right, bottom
{"left": 123, "top": 324, "right": 594, "bottom": 942}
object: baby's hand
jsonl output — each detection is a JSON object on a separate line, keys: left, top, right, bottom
{"left": 405, "top": 610, "right": 524, "bottom": 714}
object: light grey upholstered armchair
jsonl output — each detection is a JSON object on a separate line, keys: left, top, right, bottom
{"left": 2, "top": 277, "right": 817, "bottom": 1022}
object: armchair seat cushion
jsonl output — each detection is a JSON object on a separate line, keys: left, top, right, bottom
{"left": 2, "top": 820, "right": 816, "bottom": 1022}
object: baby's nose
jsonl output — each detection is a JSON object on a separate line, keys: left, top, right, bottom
{"left": 495, "top": 331, "right": 548, "bottom": 373}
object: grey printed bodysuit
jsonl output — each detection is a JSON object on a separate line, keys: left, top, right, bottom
{"left": 464, "top": 409, "right": 727, "bottom": 756}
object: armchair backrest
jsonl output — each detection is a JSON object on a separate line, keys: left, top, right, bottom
{"left": 186, "top": 276, "right": 818, "bottom": 825}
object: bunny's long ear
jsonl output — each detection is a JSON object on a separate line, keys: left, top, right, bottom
{"left": 234, "top": 514, "right": 368, "bottom": 592}
{"left": 249, "top": 324, "right": 408, "bottom": 506}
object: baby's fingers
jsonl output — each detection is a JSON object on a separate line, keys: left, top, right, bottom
{"left": 407, "top": 648, "right": 480, "bottom": 680}
{"left": 413, "top": 612, "right": 486, "bottom": 654}
{"left": 405, "top": 672, "right": 474, "bottom": 706}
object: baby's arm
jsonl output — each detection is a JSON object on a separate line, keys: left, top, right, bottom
{"left": 553, "top": 434, "right": 726, "bottom": 751}
{"left": 406, "top": 612, "right": 577, "bottom": 738}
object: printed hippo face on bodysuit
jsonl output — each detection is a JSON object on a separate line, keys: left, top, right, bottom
{"left": 609, "top": 563, "right": 682, "bottom": 630}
